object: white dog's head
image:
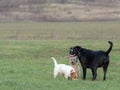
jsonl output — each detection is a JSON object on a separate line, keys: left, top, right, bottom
{"left": 70, "top": 69, "right": 78, "bottom": 80}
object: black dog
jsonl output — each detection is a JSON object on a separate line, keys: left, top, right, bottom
{"left": 69, "top": 41, "right": 113, "bottom": 80}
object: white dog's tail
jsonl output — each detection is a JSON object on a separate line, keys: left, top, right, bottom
{"left": 51, "top": 57, "right": 58, "bottom": 67}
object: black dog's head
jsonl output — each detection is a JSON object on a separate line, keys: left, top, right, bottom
{"left": 69, "top": 46, "right": 82, "bottom": 58}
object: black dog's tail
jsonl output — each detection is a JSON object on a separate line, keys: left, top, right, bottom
{"left": 105, "top": 41, "right": 113, "bottom": 56}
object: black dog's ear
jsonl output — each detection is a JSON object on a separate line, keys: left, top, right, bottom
{"left": 76, "top": 46, "right": 85, "bottom": 54}
{"left": 75, "top": 46, "right": 81, "bottom": 51}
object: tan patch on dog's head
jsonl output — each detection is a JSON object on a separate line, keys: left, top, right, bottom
{"left": 70, "top": 70, "right": 78, "bottom": 79}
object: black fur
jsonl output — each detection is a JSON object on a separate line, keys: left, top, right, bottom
{"left": 69, "top": 41, "right": 113, "bottom": 80}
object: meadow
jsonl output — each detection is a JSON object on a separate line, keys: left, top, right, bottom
{"left": 0, "top": 21, "right": 120, "bottom": 90}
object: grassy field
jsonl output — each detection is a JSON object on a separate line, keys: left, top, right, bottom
{"left": 0, "top": 21, "right": 120, "bottom": 90}
{"left": 0, "top": 21, "right": 120, "bottom": 40}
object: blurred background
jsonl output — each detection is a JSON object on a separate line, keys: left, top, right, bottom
{"left": 0, "top": 0, "right": 120, "bottom": 22}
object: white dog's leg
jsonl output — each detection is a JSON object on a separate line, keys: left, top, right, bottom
{"left": 65, "top": 74, "right": 69, "bottom": 79}
{"left": 54, "top": 74, "right": 57, "bottom": 78}
{"left": 54, "top": 70, "right": 58, "bottom": 78}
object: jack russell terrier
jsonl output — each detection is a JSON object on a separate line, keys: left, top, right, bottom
{"left": 51, "top": 57, "right": 77, "bottom": 80}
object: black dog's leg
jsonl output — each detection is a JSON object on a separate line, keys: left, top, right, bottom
{"left": 91, "top": 67, "right": 97, "bottom": 81}
{"left": 103, "top": 63, "right": 109, "bottom": 80}
{"left": 82, "top": 67, "right": 87, "bottom": 80}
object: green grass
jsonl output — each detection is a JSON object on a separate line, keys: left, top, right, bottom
{"left": 0, "top": 21, "right": 120, "bottom": 90}
{"left": 0, "top": 21, "right": 120, "bottom": 40}
{"left": 0, "top": 40, "right": 120, "bottom": 90}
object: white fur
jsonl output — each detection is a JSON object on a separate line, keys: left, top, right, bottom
{"left": 52, "top": 57, "right": 76, "bottom": 79}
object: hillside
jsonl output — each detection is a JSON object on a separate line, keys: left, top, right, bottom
{"left": 0, "top": 0, "right": 120, "bottom": 22}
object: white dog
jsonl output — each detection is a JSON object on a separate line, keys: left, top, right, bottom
{"left": 51, "top": 57, "right": 77, "bottom": 80}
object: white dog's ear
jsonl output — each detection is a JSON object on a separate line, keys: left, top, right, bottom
{"left": 70, "top": 69, "right": 74, "bottom": 73}
{"left": 70, "top": 69, "right": 78, "bottom": 79}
